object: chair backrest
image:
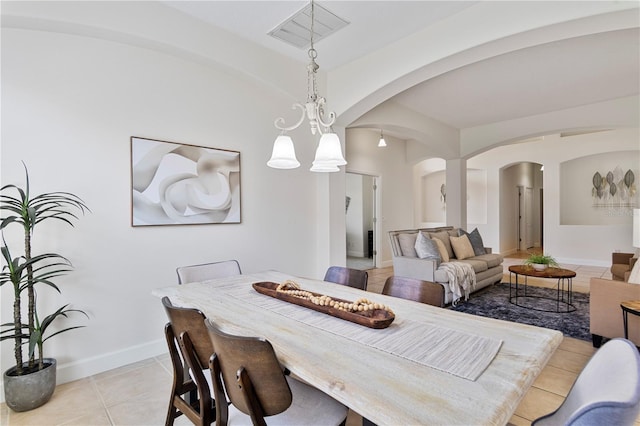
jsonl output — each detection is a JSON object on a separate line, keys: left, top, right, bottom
{"left": 176, "top": 259, "right": 241, "bottom": 284}
{"left": 324, "top": 266, "right": 368, "bottom": 290}
{"left": 162, "top": 297, "right": 213, "bottom": 369}
{"left": 205, "top": 319, "right": 292, "bottom": 419}
{"left": 533, "top": 338, "right": 640, "bottom": 425}
{"left": 382, "top": 276, "right": 444, "bottom": 307}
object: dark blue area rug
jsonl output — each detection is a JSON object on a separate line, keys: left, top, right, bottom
{"left": 450, "top": 282, "right": 590, "bottom": 341}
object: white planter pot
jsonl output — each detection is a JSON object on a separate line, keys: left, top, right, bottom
{"left": 531, "top": 263, "right": 548, "bottom": 271}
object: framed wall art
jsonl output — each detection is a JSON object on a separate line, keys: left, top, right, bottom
{"left": 131, "top": 137, "right": 241, "bottom": 226}
{"left": 591, "top": 166, "right": 636, "bottom": 208}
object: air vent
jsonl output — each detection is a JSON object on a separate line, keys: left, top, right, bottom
{"left": 268, "top": 3, "right": 349, "bottom": 49}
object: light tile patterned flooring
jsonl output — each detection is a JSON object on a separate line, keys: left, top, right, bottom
{"left": 2, "top": 255, "right": 636, "bottom": 425}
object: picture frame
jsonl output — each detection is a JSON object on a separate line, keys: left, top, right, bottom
{"left": 130, "top": 136, "right": 241, "bottom": 226}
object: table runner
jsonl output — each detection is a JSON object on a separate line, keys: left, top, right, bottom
{"left": 225, "top": 285, "right": 502, "bottom": 381}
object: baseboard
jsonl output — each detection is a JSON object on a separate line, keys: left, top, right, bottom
{"left": 501, "top": 248, "right": 518, "bottom": 256}
{"left": 347, "top": 250, "right": 365, "bottom": 258}
{"left": 0, "top": 339, "right": 167, "bottom": 403}
{"left": 556, "top": 257, "right": 610, "bottom": 268}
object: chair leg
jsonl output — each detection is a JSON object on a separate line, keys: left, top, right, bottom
{"left": 165, "top": 323, "right": 201, "bottom": 426}
{"left": 165, "top": 324, "right": 181, "bottom": 426}
{"left": 165, "top": 401, "right": 179, "bottom": 426}
{"left": 592, "top": 334, "right": 603, "bottom": 348}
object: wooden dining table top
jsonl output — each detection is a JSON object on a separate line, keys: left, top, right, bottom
{"left": 153, "top": 270, "right": 562, "bottom": 425}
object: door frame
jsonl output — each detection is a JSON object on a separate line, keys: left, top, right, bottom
{"left": 345, "top": 171, "right": 381, "bottom": 268}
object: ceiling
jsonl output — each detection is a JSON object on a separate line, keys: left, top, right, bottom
{"left": 163, "top": 1, "right": 639, "bottom": 133}
{"left": 163, "top": 1, "right": 477, "bottom": 70}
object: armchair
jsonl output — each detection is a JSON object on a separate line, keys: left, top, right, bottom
{"left": 590, "top": 277, "right": 640, "bottom": 347}
{"left": 611, "top": 253, "right": 638, "bottom": 282}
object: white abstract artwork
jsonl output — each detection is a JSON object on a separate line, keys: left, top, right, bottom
{"left": 131, "top": 137, "right": 241, "bottom": 226}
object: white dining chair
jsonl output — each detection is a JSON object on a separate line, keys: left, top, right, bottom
{"left": 176, "top": 259, "right": 241, "bottom": 284}
{"left": 532, "top": 338, "right": 640, "bottom": 425}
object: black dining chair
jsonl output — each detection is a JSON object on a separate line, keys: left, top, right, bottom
{"left": 324, "top": 266, "right": 368, "bottom": 291}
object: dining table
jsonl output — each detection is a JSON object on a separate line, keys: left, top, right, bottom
{"left": 153, "top": 270, "right": 562, "bottom": 425}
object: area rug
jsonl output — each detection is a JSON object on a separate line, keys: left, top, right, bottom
{"left": 450, "top": 283, "right": 590, "bottom": 341}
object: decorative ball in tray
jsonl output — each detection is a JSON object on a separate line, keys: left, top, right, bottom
{"left": 252, "top": 280, "right": 395, "bottom": 329}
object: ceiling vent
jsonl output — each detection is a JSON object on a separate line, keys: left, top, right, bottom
{"left": 268, "top": 3, "right": 349, "bottom": 49}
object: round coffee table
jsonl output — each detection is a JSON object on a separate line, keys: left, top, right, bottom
{"left": 508, "top": 265, "right": 577, "bottom": 313}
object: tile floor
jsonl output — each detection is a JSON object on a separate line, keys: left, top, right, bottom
{"left": 1, "top": 255, "right": 635, "bottom": 426}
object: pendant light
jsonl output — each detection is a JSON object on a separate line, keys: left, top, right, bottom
{"left": 267, "top": 0, "right": 346, "bottom": 172}
{"left": 378, "top": 130, "right": 387, "bottom": 147}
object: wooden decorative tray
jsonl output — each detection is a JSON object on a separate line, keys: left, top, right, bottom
{"left": 252, "top": 282, "right": 395, "bottom": 329}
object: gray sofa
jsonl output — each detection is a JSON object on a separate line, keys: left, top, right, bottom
{"left": 389, "top": 227, "right": 504, "bottom": 305}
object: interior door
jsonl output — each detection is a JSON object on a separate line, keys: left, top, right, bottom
{"left": 525, "top": 187, "right": 533, "bottom": 249}
{"left": 518, "top": 186, "right": 534, "bottom": 251}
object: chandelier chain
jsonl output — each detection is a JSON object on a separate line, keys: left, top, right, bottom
{"left": 307, "top": 1, "right": 318, "bottom": 103}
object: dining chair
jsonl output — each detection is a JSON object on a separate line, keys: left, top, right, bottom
{"left": 205, "top": 319, "right": 349, "bottom": 426}
{"left": 382, "top": 276, "right": 444, "bottom": 307}
{"left": 162, "top": 296, "right": 217, "bottom": 426}
{"left": 532, "top": 338, "right": 640, "bottom": 426}
{"left": 324, "top": 266, "right": 368, "bottom": 291}
{"left": 176, "top": 260, "right": 242, "bottom": 284}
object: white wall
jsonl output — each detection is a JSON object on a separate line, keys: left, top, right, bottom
{"left": 420, "top": 171, "right": 447, "bottom": 224}
{"left": 345, "top": 129, "right": 413, "bottom": 267}
{"left": 469, "top": 129, "right": 640, "bottom": 265}
{"left": 0, "top": 23, "right": 336, "bottom": 392}
{"left": 560, "top": 151, "right": 639, "bottom": 225}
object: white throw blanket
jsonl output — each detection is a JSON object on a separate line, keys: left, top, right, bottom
{"left": 438, "top": 262, "right": 476, "bottom": 305}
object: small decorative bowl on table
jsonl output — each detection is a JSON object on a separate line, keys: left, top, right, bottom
{"left": 524, "top": 253, "right": 559, "bottom": 272}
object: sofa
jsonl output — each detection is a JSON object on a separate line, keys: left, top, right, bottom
{"left": 389, "top": 227, "right": 504, "bottom": 305}
{"left": 590, "top": 277, "right": 640, "bottom": 347}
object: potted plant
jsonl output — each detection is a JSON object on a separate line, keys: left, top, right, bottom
{"left": 0, "top": 164, "right": 88, "bottom": 412}
{"left": 524, "top": 253, "right": 559, "bottom": 271}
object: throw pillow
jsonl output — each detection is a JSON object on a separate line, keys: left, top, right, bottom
{"left": 432, "top": 237, "right": 450, "bottom": 262}
{"left": 414, "top": 232, "right": 441, "bottom": 262}
{"left": 450, "top": 234, "right": 475, "bottom": 260}
{"left": 397, "top": 233, "right": 418, "bottom": 258}
{"left": 429, "top": 231, "right": 454, "bottom": 259}
{"left": 458, "top": 228, "right": 486, "bottom": 256}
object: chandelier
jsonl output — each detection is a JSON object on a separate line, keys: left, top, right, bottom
{"left": 267, "top": 0, "right": 347, "bottom": 172}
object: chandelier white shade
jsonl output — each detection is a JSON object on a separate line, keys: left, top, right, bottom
{"left": 267, "top": 0, "right": 346, "bottom": 173}
{"left": 310, "top": 132, "right": 346, "bottom": 172}
{"left": 267, "top": 135, "right": 300, "bottom": 169}
{"left": 378, "top": 130, "right": 387, "bottom": 147}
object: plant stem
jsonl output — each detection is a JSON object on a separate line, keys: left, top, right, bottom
{"left": 13, "top": 289, "right": 23, "bottom": 375}
{"left": 24, "top": 224, "right": 36, "bottom": 370}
